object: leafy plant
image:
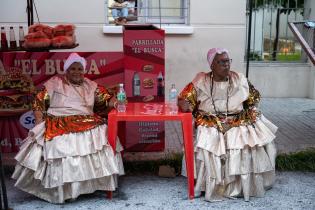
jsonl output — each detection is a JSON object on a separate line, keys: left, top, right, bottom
{"left": 124, "top": 148, "right": 315, "bottom": 175}
{"left": 276, "top": 148, "right": 315, "bottom": 171}
{"left": 249, "top": 51, "right": 263, "bottom": 61}
{"left": 124, "top": 147, "right": 315, "bottom": 175}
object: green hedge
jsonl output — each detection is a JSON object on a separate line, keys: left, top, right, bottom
{"left": 276, "top": 148, "right": 315, "bottom": 172}
{"left": 123, "top": 148, "right": 315, "bottom": 174}
{"left": 123, "top": 153, "right": 182, "bottom": 175}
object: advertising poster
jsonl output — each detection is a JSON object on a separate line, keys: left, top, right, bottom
{"left": 123, "top": 25, "right": 165, "bottom": 152}
{"left": 0, "top": 52, "right": 125, "bottom": 152}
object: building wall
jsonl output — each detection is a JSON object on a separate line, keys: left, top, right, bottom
{"left": 249, "top": 63, "right": 311, "bottom": 98}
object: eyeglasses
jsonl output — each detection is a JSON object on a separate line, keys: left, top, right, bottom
{"left": 216, "top": 59, "right": 232, "bottom": 66}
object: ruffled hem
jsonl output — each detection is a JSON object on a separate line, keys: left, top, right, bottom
{"left": 196, "top": 114, "right": 277, "bottom": 156}
{"left": 195, "top": 141, "right": 276, "bottom": 176}
{"left": 45, "top": 124, "right": 112, "bottom": 159}
{"left": 13, "top": 145, "right": 120, "bottom": 188}
{"left": 12, "top": 120, "right": 124, "bottom": 203}
{"left": 193, "top": 140, "right": 276, "bottom": 201}
{"left": 224, "top": 170, "right": 275, "bottom": 199}
{"left": 15, "top": 121, "right": 124, "bottom": 171}
{"left": 13, "top": 167, "right": 116, "bottom": 203}
{"left": 195, "top": 170, "right": 275, "bottom": 202}
{"left": 226, "top": 141, "right": 276, "bottom": 175}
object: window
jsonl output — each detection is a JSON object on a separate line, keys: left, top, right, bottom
{"left": 246, "top": 0, "right": 305, "bottom": 62}
{"left": 139, "top": 0, "right": 189, "bottom": 24}
{"left": 105, "top": 0, "right": 190, "bottom": 25}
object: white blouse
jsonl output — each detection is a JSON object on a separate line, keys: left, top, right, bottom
{"left": 192, "top": 71, "right": 249, "bottom": 114}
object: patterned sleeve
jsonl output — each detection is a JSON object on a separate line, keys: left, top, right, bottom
{"left": 243, "top": 80, "right": 261, "bottom": 109}
{"left": 93, "top": 85, "right": 114, "bottom": 118}
{"left": 178, "top": 82, "right": 198, "bottom": 111}
{"left": 32, "top": 87, "right": 50, "bottom": 112}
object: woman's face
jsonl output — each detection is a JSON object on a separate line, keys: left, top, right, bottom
{"left": 66, "top": 62, "right": 85, "bottom": 85}
{"left": 211, "top": 52, "right": 231, "bottom": 80}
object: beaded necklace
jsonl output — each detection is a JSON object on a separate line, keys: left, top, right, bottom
{"left": 209, "top": 72, "right": 232, "bottom": 122}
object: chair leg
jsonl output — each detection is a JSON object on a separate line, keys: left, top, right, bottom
{"left": 106, "top": 191, "right": 113, "bottom": 199}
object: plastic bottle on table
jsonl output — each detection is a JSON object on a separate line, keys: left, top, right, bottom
{"left": 168, "top": 83, "right": 178, "bottom": 114}
{"left": 18, "top": 26, "right": 25, "bottom": 48}
{"left": 157, "top": 71, "right": 164, "bottom": 97}
{"left": 1, "top": 27, "right": 8, "bottom": 50}
{"left": 117, "top": 83, "right": 126, "bottom": 112}
{"left": 133, "top": 72, "right": 140, "bottom": 96}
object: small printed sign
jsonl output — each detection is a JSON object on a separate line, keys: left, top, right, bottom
{"left": 19, "top": 110, "right": 35, "bottom": 130}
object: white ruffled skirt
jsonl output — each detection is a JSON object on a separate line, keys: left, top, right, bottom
{"left": 184, "top": 114, "right": 277, "bottom": 202}
{"left": 11, "top": 121, "right": 124, "bottom": 203}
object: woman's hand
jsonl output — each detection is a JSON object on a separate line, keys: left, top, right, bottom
{"left": 178, "top": 99, "right": 193, "bottom": 112}
{"left": 33, "top": 110, "right": 44, "bottom": 125}
{"left": 108, "top": 97, "right": 118, "bottom": 109}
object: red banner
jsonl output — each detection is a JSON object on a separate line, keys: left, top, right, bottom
{"left": 0, "top": 52, "right": 125, "bottom": 152}
{"left": 0, "top": 47, "right": 165, "bottom": 153}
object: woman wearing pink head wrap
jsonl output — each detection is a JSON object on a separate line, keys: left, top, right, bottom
{"left": 11, "top": 53, "right": 124, "bottom": 203}
{"left": 179, "top": 48, "right": 277, "bottom": 202}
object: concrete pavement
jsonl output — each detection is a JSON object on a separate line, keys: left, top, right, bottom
{"left": 260, "top": 98, "right": 315, "bottom": 153}
{"left": 5, "top": 172, "right": 315, "bottom": 210}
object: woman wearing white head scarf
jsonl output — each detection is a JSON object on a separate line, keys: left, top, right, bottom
{"left": 179, "top": 48, "right": 277, "bottom": 202}
{"left": 12, "top": 53, "right": 124, "bottom": 203}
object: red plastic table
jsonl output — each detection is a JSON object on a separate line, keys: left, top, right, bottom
{"left": 107, "top": 102, "right": 195, "bottom": 199}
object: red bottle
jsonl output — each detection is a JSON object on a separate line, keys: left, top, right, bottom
{"left": 9, "top": 26, "right": 17, "bottom": 49}
{"left": 19, "top": 26, "right": 25, "bottom": 48}
{"left": 157, "top": 71, "right": 164, "bottom": 97}
{"left": 1, "top": 27, "right": 8, "bottom": 50}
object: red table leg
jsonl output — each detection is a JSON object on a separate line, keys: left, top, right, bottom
{"left": 107, "top": 115, "right": 118, "bottom": 152}
{"left": 106, "top": 191, "right": 113, "bottom": 199}
{"left": 107, "top": 115, "right": 117, "bottom": 200}
{"left": 181, "top": 114, "right": 194, "bottom": 200}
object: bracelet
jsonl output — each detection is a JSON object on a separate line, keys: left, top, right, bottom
{"left": 113, "top": 101, "right": 118, "bottom": 108}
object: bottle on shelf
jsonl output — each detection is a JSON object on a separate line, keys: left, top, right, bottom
{"left": 9, "top": 26, "right": 17, "bottom": 49}
{"left": 117, "top": 83, "right": 127, "bottom": 112}
{"left": 18, "top": 26, "right": 25, "bottom": 48}
{"left": 1, "top": 27, "right": 8, "bottom": 50}
{"left": 168, "top": 83, "right": 178, "bottom": 115}
{"left": 157, "top": 71, "right": 164, "bottom": 97}
{"left": 133, "top": 72, "right": 141, "bottom": 96}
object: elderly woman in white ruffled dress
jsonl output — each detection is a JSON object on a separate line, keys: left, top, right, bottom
{"left": 11, "top": 53, "right": 124, "bottom": 203}
{"left": 178, "top": 48, "right": 277, "bottom": 202}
